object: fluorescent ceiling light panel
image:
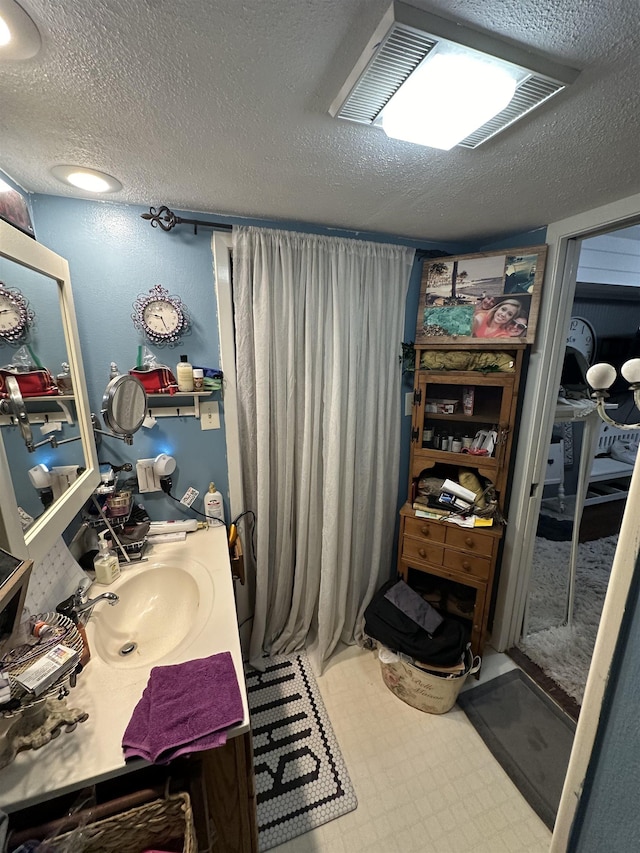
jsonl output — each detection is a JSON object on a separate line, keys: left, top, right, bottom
{"left": 330, "top": 1, "right": 580, "bottom": 149}
{"left": 0, "top": 0, "right": 41, "bottom": 60}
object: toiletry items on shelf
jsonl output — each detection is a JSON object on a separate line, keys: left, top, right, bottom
{"left": 56, "top": 362, "right": 73, "bottom": 394}
{"left": 176, "top": 355, "right": 194, "bottom": 392}
{"left": 192, "top": 368, "right": 204, "bottom": 390}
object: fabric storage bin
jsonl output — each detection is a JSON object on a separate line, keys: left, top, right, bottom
{"left": 379, "top": 646, "right": 480, "bottom": 714}
{"left": 44, "top": 792, "right": 196, "bottom": 853}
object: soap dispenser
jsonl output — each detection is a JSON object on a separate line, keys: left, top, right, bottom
{"left": 93, "top": 532, "right": 121, "bottom": 585}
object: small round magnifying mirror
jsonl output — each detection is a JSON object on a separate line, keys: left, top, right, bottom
{"left": 101, "top": 375, "right": 147, "bottom": 441}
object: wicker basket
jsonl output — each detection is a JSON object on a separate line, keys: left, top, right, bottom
{"left": 47, "top": 792, "right": 196, "bottom": 853}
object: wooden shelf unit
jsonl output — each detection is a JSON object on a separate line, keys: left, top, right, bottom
{"left": 398, "top": 344, "right": 524, "bottom": 658}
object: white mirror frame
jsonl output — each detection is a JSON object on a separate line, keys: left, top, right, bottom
{"left": 0, "top": 219, "right": 99, "bottom": 562}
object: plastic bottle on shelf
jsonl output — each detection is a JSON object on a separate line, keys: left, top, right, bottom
{"left": 93, "top": 532, "right": 121, "bottom": 585}
{"left": 192, "top": 368, "right": 204, "bottom": 391}
{"left": 176, "top": 355, "right": 194, "bottom": 392}
{"left": 204, "top": 482, "right": 225, "bottom": 526}
{"left": 56, "top": 362, "right": 73, "bottom": 394}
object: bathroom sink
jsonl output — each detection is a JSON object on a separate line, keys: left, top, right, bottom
{"left": 87, "top": 558, "right": 215, "bottom": 669}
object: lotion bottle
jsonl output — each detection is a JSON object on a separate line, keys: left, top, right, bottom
{"left": 93, "top": 532, "right": 121, "bottom": 585}
{"left": 176, "top": 354, "right": 194, "bottom": 392}
{"left": 204, "top": 482, "right": 225, "bottom": 526}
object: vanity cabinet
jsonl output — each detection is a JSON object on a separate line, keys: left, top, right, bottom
{"left": 398, "top": 345, "right": 524, "bottom": 658}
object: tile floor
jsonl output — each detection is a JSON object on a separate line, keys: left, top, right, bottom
{"left": 270, "top": 645, "right": 552, "bottom": 853}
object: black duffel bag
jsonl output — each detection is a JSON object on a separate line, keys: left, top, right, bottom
{"left": 364, "top": 579, "right": 468, "bottom": 666}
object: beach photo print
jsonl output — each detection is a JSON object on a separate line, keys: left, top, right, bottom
{"left": 416, "top": 245, "right": 547, "bottom": 345}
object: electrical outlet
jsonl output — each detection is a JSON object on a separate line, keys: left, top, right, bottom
{"left": 136, "top": 458, "right": 162, "bottom": 492}
{"left": 200, "top": 401, "right": 220, "bottom": 430}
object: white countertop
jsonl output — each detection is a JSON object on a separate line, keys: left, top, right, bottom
{"left": 0, "top": 525, "right": 249, "bottom": 813}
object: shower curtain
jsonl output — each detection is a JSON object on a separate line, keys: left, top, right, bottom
{"left": 232, "top": 225, "right": 415, "bottom": 672}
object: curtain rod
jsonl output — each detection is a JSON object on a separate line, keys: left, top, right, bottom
{"left": 142, "top": 206, "right": 448, "bottom": 256}
{"left": 141, "top": 206, "right": 233, "bottom": 235}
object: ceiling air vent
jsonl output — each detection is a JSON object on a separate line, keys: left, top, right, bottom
{"left": 334, "top": 27, "right": 438, "bottom": 125}
{"left": 330, "top": 2, "right": 579, "bottom": 148}
{"left": 458, "top": 76, "right": 565, "bottom": 148}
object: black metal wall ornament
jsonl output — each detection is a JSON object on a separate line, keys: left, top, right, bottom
{"left": 141, "top": 206, "right": 232, "bottom": 236}
{"left": 132, "top": 284, "right": 191, "bottom": 347}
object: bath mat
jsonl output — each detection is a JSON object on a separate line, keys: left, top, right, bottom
{"left": 458, "top": 669, "right": 576, "bottom": 830}
{"left": 246, "top": 652, "right": 357, "bottom": 851}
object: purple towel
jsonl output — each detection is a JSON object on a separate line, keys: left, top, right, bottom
{"left": 122, "top": 651, "right": 244, "bottom": 764}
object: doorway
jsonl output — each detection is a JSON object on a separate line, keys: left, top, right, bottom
{"left": 484, "top": 192, "right": 640, "bottom": 851}
{"left": 514, "top": 227, "right": 640, "bottom": 715}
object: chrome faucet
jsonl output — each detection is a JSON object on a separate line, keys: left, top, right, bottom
{"left": 57, "top": 584, "right": 119, "bottom": 624}
{"left": 74, "top": 591, "right": 119, "bottom": 614}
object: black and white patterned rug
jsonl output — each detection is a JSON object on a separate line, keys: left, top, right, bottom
{"left": 246, "top": 652, "right": 358, "bottom": 851}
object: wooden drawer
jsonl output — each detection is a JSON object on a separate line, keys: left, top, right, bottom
{"left": 445, "top": 527, "right": 495, "bottom": 558}
{"left": 442, "top": 548, "right": 491, "bottom": 581}
{"left": 402, "top": 536, "right": 444, "bottom": 567}
{"left": 403, "top": 516, "right": 446, "bottom": 544}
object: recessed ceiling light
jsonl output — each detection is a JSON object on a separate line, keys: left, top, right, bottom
{"left": 51, "top": 165, "right": 123, "bottom": 193}
{"left": 0, "top": 0, "right": 41, "bottom": 60}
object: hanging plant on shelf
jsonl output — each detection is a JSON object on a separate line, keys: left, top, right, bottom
{"left": 400, "top": 341, "right": 415, "bottom": 375}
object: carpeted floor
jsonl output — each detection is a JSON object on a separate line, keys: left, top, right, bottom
{"left": 245, "top": 652, "right": 357, "bottom": 852}
{"left": 458, "top": 669, "right": 576, "bottom": 831}
{"left": 518, "top": 534, "right": 617, "bottom": 704}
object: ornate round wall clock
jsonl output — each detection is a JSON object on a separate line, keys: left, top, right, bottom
{"left": 566, "top": 316, "right": 596, "bottom": 365}
{"left": 132, "top": 284, "right": 191, "bottom": 347}
{"left": 0, "top": 281, "right": 35, "bottom": 343}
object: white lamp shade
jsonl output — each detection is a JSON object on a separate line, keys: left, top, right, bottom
{"left": 621, "top": 358, "right": 640, "bottom": 384}
{"left": 586, "top": 362, "right": 617, "bottom": 391}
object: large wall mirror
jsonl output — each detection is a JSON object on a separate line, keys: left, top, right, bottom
{"left": 0, "top": 219, "right": 99, "bottom": 562}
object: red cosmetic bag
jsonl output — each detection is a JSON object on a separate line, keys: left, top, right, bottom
{"left": 129, "top": 367, "right": 178, "bottom": 395}
{"left": 0, "top": 368, "right": 59, "bottom": 398}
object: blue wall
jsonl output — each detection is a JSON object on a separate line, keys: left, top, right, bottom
{"left": 28, "top": 194, "right": 464, "bottom": 534}
{"left": 30, "top": 196, "right": 230, "bottom": 524}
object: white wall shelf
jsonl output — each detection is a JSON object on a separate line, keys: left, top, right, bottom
{"left": 0, "top": 394, "right": 75, "bottom": 426}
{"left": 146, "top": 390, "right": 214, "bottom": 419}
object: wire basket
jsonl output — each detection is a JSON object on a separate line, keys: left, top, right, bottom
{"left": 1, "top": 612, "right": 83, "bottom": 710}
{"left": 47, "top": 792, "right": 196, "bottom": 853}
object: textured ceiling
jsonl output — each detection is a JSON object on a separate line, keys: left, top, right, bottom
{"left": 2, "top": 0, "right": 640, "bottom": 242}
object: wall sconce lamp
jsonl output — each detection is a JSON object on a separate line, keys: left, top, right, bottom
{"left": 330, "top": 1, "right": 580, "bottom": 150}
{"left": 586, "top": 359, "right": 640, "bottom": 430}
